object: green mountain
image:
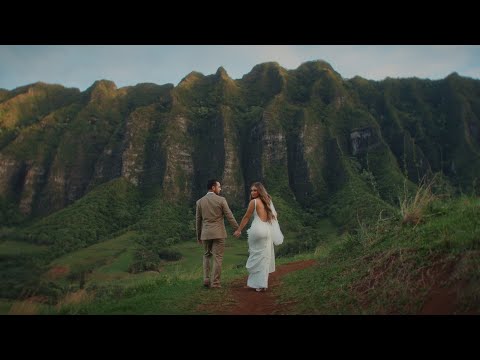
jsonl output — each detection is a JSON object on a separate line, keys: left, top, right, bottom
{"left": 0, "top": 66, "right": 479, "bottom": 261}
{"left": 3, "top": 62, "right": 479, "bottom": 224}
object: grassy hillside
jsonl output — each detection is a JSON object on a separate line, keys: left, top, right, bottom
{"left": 3, "top": 193, "right": 479, "bottom": 315}
{"left": 0, "top": 239, "right": 50, "bottom": 300}
{"left": 40, "top": 237, "right": 249, "bottom": 315}
{"left": 277, "top": 195, "right": 480, "bottom": 314}
{"left": 21, "top": 177, "right": 140, "bottom": 254}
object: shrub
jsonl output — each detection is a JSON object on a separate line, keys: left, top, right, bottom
{"left": 128, "top": 249, "right": 161, "bottom": 274}
{"left": 157, "top": 248, "right": 182, "bottom": 261}
{"left": 399, "top": 175, "right": 437, "bottom": 225}
{"left": 128, "top": 244, "right": 183, "bottom": 273}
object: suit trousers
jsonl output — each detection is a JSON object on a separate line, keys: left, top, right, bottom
{"left": 203, "top": 238, "right": 225, "bottom": 287}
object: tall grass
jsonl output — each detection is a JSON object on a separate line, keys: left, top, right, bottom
{"left": 8, "top": 300, "right": 40, "bottom": 315}
{"left": 399, "top": 175, "right": 438, "bottom": 226}
{"left": 55, "top": 289, "right": 94, "bottom": 310}
{"left": 277, "top": 194, "right": 480, "bottom": 314}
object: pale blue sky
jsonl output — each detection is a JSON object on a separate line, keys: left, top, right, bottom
{"left": 1, "top": 45, "right": 479, "bottom": 91}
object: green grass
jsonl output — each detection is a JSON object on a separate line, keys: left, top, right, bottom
{"left": 51, "top": 277, "right": 220, "bottom": 315}
{"left": 23, "top": 177, "right": 140, "bottom": 254}
{"left": 276, "top": 196, "right": 480, "bottom": 314}
{"left": 97, "top": 250, "right": 135, "bottom": 274}
{"left": 0, "top": 240, "right": 48, "bottom": 256}
{"left": 0, "top": 299, "right": 13, "bottom": 314}
{"left": 44, "top": 216, "right": 341, "bottom": 315}
{"left": 167, "top": 238, "right": 248, "bottom": 276}
{"left": 43, "top": 236, "right": 250, "bottom": 314}
{"left": 38, "top": 210, "right": 338, "bottom": 314}
{"left": 8, "top": 196, "right": 479, "bottom": 315}
{"left": 49, "top": 231, "right": 138, "bottom": 277}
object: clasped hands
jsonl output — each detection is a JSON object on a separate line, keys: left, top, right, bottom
{"left": 233, "top": 229, "right": 242, "bottom": 238}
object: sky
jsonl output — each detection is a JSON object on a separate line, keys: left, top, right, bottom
{"left": 1, "top": 45, "right": 479, "bottom": 91}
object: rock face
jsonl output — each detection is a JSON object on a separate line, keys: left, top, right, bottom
{"left": 37, "top": 155, "right": 67, "bottom": 215}
{"left": 350, "top": 127, "right": 374, "bottom": 155}
{"left": 220, "top": 107, "right": 244, "bottom": 207}
{"left": 1, "top": 61, "right": 480, "bottom": 220}
{"left": 121, "top": 108, "right": 154, "bottom": 186}
{"left": 19, "top": 163, "right": 46, "bottom": 215}
{"left": 287, "top": 117, "right": 315, "bottom": 205}
{"left": 0, "top": 155, "right": 26, "bottom": 208}
{"left": 88, "top": 138, "right": 123, "bottom": 191}
{"left": 161, "top": 114, "right": 194, "bottom": 202}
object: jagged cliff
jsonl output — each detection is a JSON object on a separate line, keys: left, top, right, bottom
{"left": 1, "top": 61, "right": 480, "bottom": 226}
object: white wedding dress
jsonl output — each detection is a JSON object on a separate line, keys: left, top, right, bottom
{"left": 246, "top": 199, "right": 276, "bottom": 289}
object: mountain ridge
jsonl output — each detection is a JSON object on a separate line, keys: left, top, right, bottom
{"left": 1, "top": 60, "right": 479, "bottom": 230}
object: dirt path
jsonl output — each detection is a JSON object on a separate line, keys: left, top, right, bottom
{"left": 213, "top": 259, "right": 316, "bottom": 315}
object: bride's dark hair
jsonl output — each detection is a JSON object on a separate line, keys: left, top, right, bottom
{"left": 250, "top": 182, "right": 276, "bottom": 222}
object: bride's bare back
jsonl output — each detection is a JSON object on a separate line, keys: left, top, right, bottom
{"left": 255, "top": 199, "right": 268, "bottom": 222}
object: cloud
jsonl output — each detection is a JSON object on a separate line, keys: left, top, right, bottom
{"left": 0, "top": 45, "right": 478, "bottom": 91}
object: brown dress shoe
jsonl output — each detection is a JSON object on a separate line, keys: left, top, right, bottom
{"left": 203, "top": 280, "right": 210, "bottom": 288}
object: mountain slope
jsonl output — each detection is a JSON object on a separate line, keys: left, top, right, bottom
{"left": 1, "top": 61, "right": 479, "bottom": 234}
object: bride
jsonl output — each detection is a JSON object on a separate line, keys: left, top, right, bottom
{"left": 233, "top": 182, "right": 283, "bottom": 292}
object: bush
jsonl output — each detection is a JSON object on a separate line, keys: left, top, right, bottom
{"left": 128, "top": 244, "right": 183, "bottom": 273}
{"left": 275, "top": 230, "right": 319, "bottom": 258}
{"left": 157, "top": 248, "right": 182, "bottom": 261}
{"left": 400, "top": 175, "right": 437, "bottom": 225}
{"left": 128, "top": 249, "right": 161, "bottom": 274}
{"left": 275, "top": 239, "right": 317, "bottom": 257}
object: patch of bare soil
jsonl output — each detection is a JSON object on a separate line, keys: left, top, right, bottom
{"left": 200, "top": 259, "right": 317, "bottom": 315}
{"left": 46, "top": 266, "right": 70, "bottom": 280}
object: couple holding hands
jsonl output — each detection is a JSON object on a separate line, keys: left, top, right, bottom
{"left": 196, "top": 179, "right": 283, "bottom": 292}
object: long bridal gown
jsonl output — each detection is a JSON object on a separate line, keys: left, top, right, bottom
{"left": 245, "top": 199, "right": 275, "bottom": 289}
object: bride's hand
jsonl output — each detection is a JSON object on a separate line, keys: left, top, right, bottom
{"left": 233, "top": 230, "right": 241, "bottom": 238}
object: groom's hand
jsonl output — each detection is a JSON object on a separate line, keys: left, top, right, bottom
{"left": 233, "top": 230, "right": 241, "bottom": 238}
{"left": 197, "top": 238, "right": 202, "bottom": 245}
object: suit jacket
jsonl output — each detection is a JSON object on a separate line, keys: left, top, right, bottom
{"left": 196, "top": 193, "right": 239, "bottom": 241}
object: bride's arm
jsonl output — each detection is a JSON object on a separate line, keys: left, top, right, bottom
{"left": 270, "top": 200, "right": 278, "bottom": 219}
{"left": 233, "top": 200, "right": 255, "bottom": 237}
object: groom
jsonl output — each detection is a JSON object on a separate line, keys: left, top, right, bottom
{"left": 196, "top": 179, "right": 240, "bottom": 288}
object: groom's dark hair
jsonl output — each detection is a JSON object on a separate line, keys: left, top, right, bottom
{"left": 207, "top": 179, "right": 219, "bottom": 190}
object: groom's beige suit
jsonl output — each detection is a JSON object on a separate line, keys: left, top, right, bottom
{"left": 196, "top": 192, "right": 239, "bottom": 288}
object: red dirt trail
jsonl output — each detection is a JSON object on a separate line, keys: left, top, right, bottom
{"left": 212, "top": 259, "right": 317, "bottom": 315}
